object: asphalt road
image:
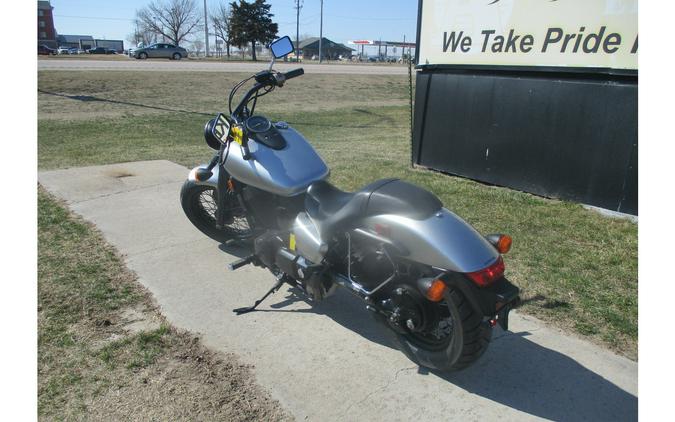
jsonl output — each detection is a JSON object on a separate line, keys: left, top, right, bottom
{"left": 39, "top": 160, "right": 638, "bottom": 422}
{"left": 38, "top": 58, "right": 410, "bottom": 75}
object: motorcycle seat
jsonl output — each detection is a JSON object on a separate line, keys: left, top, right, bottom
{"left": 305, "top": 178, "right": 442, "bottom": 238}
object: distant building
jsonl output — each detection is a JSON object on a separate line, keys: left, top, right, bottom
{"left": 57, "top": 34, "right": 95, "bottom": 50}
{"left": 298, "top": 37, "right": 354, "bottom": 60}
{"left": 38, "top": 1, "right": 57, "bottom": 48}
{"left": 94, "top": 39, "right": 125, "bottom": 53}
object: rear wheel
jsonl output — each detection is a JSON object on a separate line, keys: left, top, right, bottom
{"left": 172, "top": 52, "right": 181, "bottom": 60}
{"left": 180, "top": 182, "right": 253, "bottom": 243}
{"left": 391, "top": 287, "right": 492, "bottom": 371}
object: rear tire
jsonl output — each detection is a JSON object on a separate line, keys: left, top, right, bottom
{"left": 180, "top": 182, "right": 252, "bottom": 244}
{"left": 172, "top": 53, "right": 181, "bottom": 60}
{"left": 391, "top": 287, "right": 492, "bottom": 371}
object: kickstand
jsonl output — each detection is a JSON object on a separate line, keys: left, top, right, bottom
{"left": 233, "top": 277, "right": 285, "bottom": 315}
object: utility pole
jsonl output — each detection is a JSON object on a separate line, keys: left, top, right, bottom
{"left": 294, "top": 0, "right": 303, "bottom": 61}
{"left": 319, "top": 0, "right": 323, "bottom": 63}
{"left": 204, "top": 0, "right": 209, "bottom": 57}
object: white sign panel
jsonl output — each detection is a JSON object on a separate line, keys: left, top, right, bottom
{"left": 418, "top": 0, "right": 638, "bottom": 70}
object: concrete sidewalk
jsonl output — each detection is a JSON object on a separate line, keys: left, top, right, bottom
{"left": 39, "top": 160, "right": 637, "bottom": 421}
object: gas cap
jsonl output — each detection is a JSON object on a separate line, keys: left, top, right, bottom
{"left": 274, "top": 121, "right": 289, "bottom": 129}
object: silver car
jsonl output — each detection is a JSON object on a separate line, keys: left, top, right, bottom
{"left": 134, "top": 43, "right": 188, "bottom": 60}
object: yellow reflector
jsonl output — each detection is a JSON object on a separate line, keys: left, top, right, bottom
{"left": 289, "top": 233, "right": 296, "bottom": 251}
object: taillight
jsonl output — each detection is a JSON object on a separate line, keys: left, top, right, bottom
{"left": 466, "top": 256, "right": 505, "bottom": 287}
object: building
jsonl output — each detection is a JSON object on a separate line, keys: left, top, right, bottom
{"left": 94, "top": 39, "right": 125, "bottom": 53}
{"left": 38, "top": 1, "right": 57, "bottom": 48}
{"left": 57, "top": 35, "right": 95, "bottom": 50}
{"left": 298, "top": 37, "right": 354, "bottom": 60}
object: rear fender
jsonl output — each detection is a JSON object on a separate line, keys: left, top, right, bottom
{"left": 361, "top": 208, "right": 499, "bottom": 273}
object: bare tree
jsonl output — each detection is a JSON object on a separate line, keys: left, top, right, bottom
{"left": 136, "top": 0, "right": 202, "bottom": 46}
{"left": 211, "top": 2, "right": 233, "bottom": 58}
{"left": 127, "top": 19, "right": 158, "bottom": 47}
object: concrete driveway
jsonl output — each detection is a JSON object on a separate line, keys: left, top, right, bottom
{"left": 39, "top": 160, "right": 637, "bottom": 421}
{"left": 38, "top": 59, "right": 409, "bottom": 75}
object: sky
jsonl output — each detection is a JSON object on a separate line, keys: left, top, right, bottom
{"left": 47, "top": 0, "right": 418, "bottom": 55}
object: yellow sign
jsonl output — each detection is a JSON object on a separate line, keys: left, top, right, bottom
{"left": 230, "top": 125, "right": 244, "bottom": 145}
{"left": 418, "top": 0, "right": 638, "bottom": 70}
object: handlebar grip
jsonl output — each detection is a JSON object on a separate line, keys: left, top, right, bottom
{"left": 284, "top": 68, "right": 304, "bottom": 80}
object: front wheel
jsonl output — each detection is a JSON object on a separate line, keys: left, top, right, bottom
{"left": 180, "top": 182, "right": 253, "bottom": 244}
{"left": 138, "top": 52, "right": 148, "bottom": 59}
{"left": 390, "top": 287, "right": 492, "bottom": 371}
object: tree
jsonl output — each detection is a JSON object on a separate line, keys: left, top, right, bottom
{"left": 136, "top": 0, "right": 202, "bottom": 47}
{"left": 127, "top": 19, "right": 158, "bottom": 47}
{"left": 229, "top": 0, "right": 278, "bottom": 61}
{"left": 211, "top": 2, "right": 233, "bottom": 58}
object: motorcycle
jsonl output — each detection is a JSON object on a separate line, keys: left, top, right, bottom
{"left": 180, "top": 36, "right": 520, "bottom": 371}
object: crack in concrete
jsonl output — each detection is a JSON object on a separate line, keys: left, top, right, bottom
{"left": 337, "top": 365, "right": 417, "bottom": 418}
{"left": 127, "top": 238, "right": 207, "bottom": 259}
{"left": 69, "top": 180, "right": 182, "bottom": 205}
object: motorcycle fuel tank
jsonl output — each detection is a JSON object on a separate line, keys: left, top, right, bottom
{"left": 224, "top": 125, "right": 329, "bottom": 196}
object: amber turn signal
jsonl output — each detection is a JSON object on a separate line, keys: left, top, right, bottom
{"left": 425, "top": 279, "right": 447, "bottom": 302}
{"left": 486, "top": 234, "right": 512, "bottom": 254}
{"left": 496, "top": 235, "right": 512, "bottom": 254}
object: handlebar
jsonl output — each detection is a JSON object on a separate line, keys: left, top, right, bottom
{"left": 283, "top": 68, "right": 304, "bottom": 80}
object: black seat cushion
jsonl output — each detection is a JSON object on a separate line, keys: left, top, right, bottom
{"left": 305, "top": 178, "right": 442, "bottom": 238}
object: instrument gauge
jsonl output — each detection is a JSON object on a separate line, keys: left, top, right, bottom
{"left": 245, "top": 115, "right": 272, "bottom": 133}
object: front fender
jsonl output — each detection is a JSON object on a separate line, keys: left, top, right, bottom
{"left": 186, "top": 164, "right": 220, "bottom": 189}
{"left": 361, "top": 208, "right": 499, "bottom": 273}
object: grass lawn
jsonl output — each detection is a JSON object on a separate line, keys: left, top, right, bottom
{"left": 38, "top": 70, "right": 638, "bottom": 359}
{"left": 38, "top": 187, "right": 289, "bottom": 420}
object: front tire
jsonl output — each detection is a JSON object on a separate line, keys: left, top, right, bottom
{"left": 139, "top": 52, "right": 148, "bottom": 59}
{"left": 180, "top": 182, "right": 252, "bottom": 244}
{"left": 392, "top": 287, "right": 492, "bottom": 371}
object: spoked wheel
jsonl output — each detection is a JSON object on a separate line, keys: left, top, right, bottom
{"left": 180, "top": 182, "right": 253, "bottom": 243}
{"left": 391, "top": 288, "right": 492, "bottom": 371}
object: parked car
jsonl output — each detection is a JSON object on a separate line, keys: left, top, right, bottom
{"left": 38, "top": 44, "right": 57, "bottom": 55}
{"left": 133, "top": 43, "right": 188, "bottom": 60}
{"left": 57, "top": 46, "right": 70, "bottom": 55}
{"left": 68, "top": 48, "right": 79, "bottom": 55}
{"left": 88, "top": 47, "right": 113, "bottom": 54}
{"left": 107, "top": 48, "right": 117, "bottom": 54}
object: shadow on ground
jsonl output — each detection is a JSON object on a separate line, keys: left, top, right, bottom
{"left": 259, "top": 282, "right": 637, "bottom": 421}
{"left": 38, "top": 89, "right": 212, "bottom": 116}
{"left": 37, "top": 89, "right": 407, "bottom": 129}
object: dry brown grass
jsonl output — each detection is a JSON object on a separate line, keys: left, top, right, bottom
{"left": 38, "top": 187, "right": 290, "bottom": 421}
{"left": 37, "top": 70, "right": 409, "bottom": 121}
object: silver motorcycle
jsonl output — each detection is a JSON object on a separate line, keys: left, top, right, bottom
{"left": 181, "top": 36, "right": 520, "bottom": 371}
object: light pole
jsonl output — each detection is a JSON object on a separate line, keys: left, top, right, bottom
{"left": 295, "top": 0, "right": 303, "bottom": 61}
{"left": 319, "top": 0, "right": 323, "bottom": 63}
{"left": 204, "top": 0, "right": 209, "bottom": 57}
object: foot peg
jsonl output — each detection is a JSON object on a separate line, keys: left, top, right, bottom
{"left": 228, "top": 254, "right": 255, "bottom": 271}
{"left": 233, "top": 277, "right": 285, "bottom": 315}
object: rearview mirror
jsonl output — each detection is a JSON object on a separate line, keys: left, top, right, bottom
{"left": 270, "top": 36, "right": 294, "bottom": 59}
